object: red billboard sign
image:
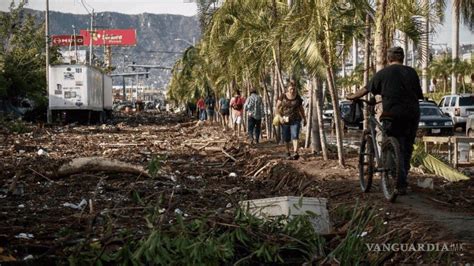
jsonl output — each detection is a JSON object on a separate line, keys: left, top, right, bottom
{"left": 80, "top": 29, "right": 136, "bottom": 46}
{"left": 51, "top": 35, "right": 85, "bottom": 46}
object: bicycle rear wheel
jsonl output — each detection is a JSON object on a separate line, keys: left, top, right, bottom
{"left": 381, "top": 137, "right": 401, "bottom": 202}
{"left": 359, "top": 130, "right": 374, "bottom": 192}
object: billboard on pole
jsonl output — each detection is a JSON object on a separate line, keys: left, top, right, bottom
{"left": 51, "top": 35, "right": 85, "bottom": 46}
{"left": 80, "top": 29, "right": 136, "bottom": 46}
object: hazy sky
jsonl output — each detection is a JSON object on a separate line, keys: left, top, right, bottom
{"left": 0, "top": 0, "right": 198, "bottom": 16}
{"left": 1, "top": 0, "right": 472, "bottom": 47}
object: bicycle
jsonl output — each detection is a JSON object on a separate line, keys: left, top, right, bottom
{"left": 357, "top": 97, "right": 402, "bottom": 202}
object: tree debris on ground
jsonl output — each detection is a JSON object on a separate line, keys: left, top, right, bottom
{"left": 0, "top": 111, "right": 472, "bottom": 263}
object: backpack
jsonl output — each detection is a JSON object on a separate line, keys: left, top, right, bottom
{"left": 341, "top": 100, "right": 363, "bottom": 125}
{"left": 232, "top": 96, "right": 243, "bottom": 111}
{"left": 206, "top": 98, "right": 215, "bottom": 109}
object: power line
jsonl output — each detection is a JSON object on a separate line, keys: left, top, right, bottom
{"left": 80, "top": 0, "right": 92, "bottom": 14}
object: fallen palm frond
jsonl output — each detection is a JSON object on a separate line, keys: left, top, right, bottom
{"left": 411, "top": 144, "right": 469, "bottom": 182}
{"left": 65, "top": 203, "right": 382, "bottom": 265}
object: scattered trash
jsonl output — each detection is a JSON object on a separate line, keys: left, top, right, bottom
{"left": 23, "top": 255, "right": 34, "bottom": 260}
{"left": 63, "top": 199, "right": 88, "bottom": 210}
{"left": 37, "top": 149, "right": 47, "bottom": 156}
{"left": 417, "top": 178, "right": 434, "bottom": 190}
{"left": 174, "top": 208, "right": 183, "bottom": 215}
{"left": 224, "top": 187, "right": 241, "bottom": 195}
{"left": 158, "top": 208, "right": 166, "bottom": 214}
{"left": 358, "top": 231, "right": 368, "bottom": 237}
{"left": 226, "top": 203, "right": 232, "bottom": 208}
{"left": 18, "top": 204, "right": 25, "bottom": 208}
{"left": 228, "top": 172, "right": 237, "bottom": 178}
{"left": 15, "top": 233, "right": 34, "bottom": 239}
{"left": 383, "top": 221, "right": 388, "bottom": 225}
{"left": 186, "top": 175, "right": 202, "bottom": 181}
{"left": 165, "top": 174, "right": 177, "bottom": 182}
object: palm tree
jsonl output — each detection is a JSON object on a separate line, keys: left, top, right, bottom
{"left": 451, "top": 0, "right": 474, "bottom": 94}
{"left": 285, "top": 0, "right": 372, "bottom": 166}
{"left": 429, "top": 57, "right": 451, "bottom": 93}
{"left": 452, "top": 59, "right": 473, "bottom": 93}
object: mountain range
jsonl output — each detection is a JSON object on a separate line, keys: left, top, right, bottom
{"left": 26, "top": 9, "right": 201, "bottom": 88}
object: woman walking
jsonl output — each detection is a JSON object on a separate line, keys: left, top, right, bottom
{"left": 276, "top": 80, "right": 307, "bottom": 159}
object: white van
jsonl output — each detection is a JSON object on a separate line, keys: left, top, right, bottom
{"left": 438, "top": 94, "right": 474, "bottom": 129}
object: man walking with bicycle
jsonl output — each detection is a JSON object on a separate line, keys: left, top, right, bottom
{"left": 348, "top": 47, "right": 423, "bottom": 195}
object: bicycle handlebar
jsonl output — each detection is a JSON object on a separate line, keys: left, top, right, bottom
{"left": 353, "top": 97, "right": 381, "bottom": 106}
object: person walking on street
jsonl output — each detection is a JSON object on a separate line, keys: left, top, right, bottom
{"left": 205, "top": 94, "right": 216, "bottom": 124}
{"left": 196, "top": 97, "right": 207, "bottom": 121}
{"left": 219, "top": 96, "right": 230, "bottom": 130}
{"left": 347, "top": 47, "right": 423, "bottom": 195}
{"left": 276, "top": 80, "right": 307, "bottom": 160}
{"left": 230, "top": 90, "right": 245, "bottom": 137}
{"left": 244, "top": 88, "right": 265, "bottom": 144}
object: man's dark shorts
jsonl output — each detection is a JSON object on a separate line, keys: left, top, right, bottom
{"left": 220, "top": 108, "right": 229, "bottom": 116}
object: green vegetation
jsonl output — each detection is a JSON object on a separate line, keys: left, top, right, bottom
{"left": 0, "top": 116, "right": 31, "bottom": 133}
{"left": 0, "top": 1, "right": 59, "bottom": 112}
{"left": 64, "top": 202, "right": 382, "bottom": 265}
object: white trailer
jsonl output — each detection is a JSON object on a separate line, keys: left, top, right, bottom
{"left": 48, "top": 64, "right": 112, "bottom": 122}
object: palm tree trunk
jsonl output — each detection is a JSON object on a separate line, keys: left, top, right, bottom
{"left": 310, "top": 77, "right": 322, "bottom": 154}
{"left": 352, "top": 36, "right": 358, "bottom": 75}
{"left": 326, "top": 66, "right": 344, "bottom": 166}
{"left": 273, "top": 65, "right": 281, "bottom": 143}
{"left": 421, "top": 0, "right": 430, "bottom": 94}
{"left": 363, "top": 14, "right": 371, "bottom": 130}
{"left": 402, "top": 32, "right": 408, "bottom": 65}
{"left": 262, "top": 73, "right": 273, "bottom": 139}
{"left": 341, "top": 51, "right": 346, "bottom": 99}
{"left": 305, "top": 81, "right": 313, "bottom": 148}
{"left": 444, "top": 77, "right": 448, "bottom": 93}
{"left": 451, "top": 0, "right": 460, "bottom": 94}
{"left": 323, "top": 17, "right": 344, "bottom": 166}
{"left": 375, "top": 0, "right": 387, "bottom": 72}
{"left": 314, "top": 77, "right": 328, "bottom": 160}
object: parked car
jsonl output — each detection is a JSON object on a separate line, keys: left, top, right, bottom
{"left": 418, "top": 101, "right": 453, "bottom": 136}
{"left": 322, "top": 104, "right": 333, "bottom": 122}
{"left": 438, "top": 94, "right": 474, "bottom": 129}
{"left": 466, "top": 114, "right": 474, "bottom": 137}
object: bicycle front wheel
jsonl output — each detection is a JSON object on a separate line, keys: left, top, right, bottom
{"left": 381, "top": 137, "right": 401, "bottom": 202}
{"left": 359, "top": 130, "right": 374, "bottom": 193}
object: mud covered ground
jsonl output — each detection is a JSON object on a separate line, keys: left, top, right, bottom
{"left": 0, "top": 111, "right": 473, "bottom": 264}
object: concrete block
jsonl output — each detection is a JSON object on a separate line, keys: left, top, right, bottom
{"left": 240, "top": 196, "right": 331, "bottom": 234}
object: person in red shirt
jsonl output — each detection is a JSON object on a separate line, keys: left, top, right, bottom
{"left": 196, "top": 97, "right": 207, "bottom": 121}
{"left": 230, "top": 90, "right": 245, "bottom": 137}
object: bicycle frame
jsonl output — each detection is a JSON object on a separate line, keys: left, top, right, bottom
{"left": 364, "top": 98, "right": 386, "bottom": 172}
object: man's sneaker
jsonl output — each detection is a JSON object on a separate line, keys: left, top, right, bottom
{"left": 285, "top": 152, "right": 292, "bottom": 160}
{"left": 292, "top": 153, "right": 300, "bottom": 160}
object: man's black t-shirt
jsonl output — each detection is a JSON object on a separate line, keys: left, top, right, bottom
{"left": 368, "top": 64, "right": 423, "bottom": 119}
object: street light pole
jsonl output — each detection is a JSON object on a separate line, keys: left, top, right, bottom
{"left": 45, "top": 0, "right": 51, "bottom": 123}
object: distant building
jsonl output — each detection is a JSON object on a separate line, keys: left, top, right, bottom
{"left": 112, "top": 85, "right": 164, "bottom": 102}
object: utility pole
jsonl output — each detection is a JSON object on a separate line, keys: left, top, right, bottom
{"left": 89, "top": 9, "right": 94, "bottom": 65}
{"left": 45, "top": 0, "right": 51, "bottom": 123}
